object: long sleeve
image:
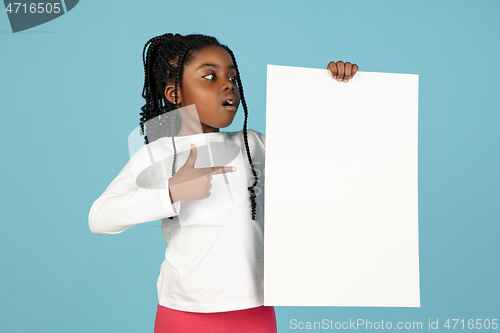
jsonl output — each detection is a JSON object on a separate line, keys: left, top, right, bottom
{"left": 250, "top": 129, "right": 265, "bottom": 153}
{"left": 88, "top": 145, "right": 181, "bottom": 235}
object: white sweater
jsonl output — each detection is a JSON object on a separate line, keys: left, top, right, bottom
{"left": 89, "top": 129, "right": 266, "bottom": 312}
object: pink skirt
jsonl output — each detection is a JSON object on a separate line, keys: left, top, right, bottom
{"left": 154, "top": 304, "right": 277, "bottom": 333}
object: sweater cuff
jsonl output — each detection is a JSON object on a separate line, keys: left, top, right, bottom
{"left": 162, "top": 177, "right": 181, "bottom": 216}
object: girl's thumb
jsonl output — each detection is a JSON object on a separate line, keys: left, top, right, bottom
{"left": 185, "top": 143, "right": 197, "bottom": 166}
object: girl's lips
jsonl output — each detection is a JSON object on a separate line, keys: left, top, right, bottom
{"left": 222, "top": 104, "right": 237, "bottom": 112}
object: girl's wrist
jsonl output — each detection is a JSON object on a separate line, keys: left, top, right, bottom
{"left": 169, "top": 188, "right": 175, "bottom": 204}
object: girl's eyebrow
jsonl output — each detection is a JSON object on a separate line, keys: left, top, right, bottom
{"left": 197, "top": 63, "right": 236, "bottom": 70}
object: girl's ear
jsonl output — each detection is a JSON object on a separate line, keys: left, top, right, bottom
{"left": 164, "top": 84, "right": 182, "bottom": 106}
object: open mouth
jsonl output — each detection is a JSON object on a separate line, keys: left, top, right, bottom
{"left": 222, "top": 95, "right": 237, "bottom": 111}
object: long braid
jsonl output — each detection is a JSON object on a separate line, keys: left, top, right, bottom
{"left": 171, "top": 47, "right": 191, "bottom": 176}
{"left": 223, "top": 46, "right": 258, "bottom": 220}
{"left": 140, "top": 33, "right": 259, "bottom": 221}
{"left": 140, "top": 33, "right": 174, "bottom": 144}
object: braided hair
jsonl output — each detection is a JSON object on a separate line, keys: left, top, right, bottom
{"left": 140, "top": 33, "right": 259, "bottom": 220}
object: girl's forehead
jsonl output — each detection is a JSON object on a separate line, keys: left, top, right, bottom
{"left": 189, "top": 46, "right": 234, "bottom": 68}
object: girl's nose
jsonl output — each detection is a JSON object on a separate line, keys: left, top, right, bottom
{"left": 222, "top": 78, "right": 235, "bottom": 91}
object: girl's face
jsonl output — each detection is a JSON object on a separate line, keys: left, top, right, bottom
{"left": 164, "top": 45, "right": 240, "bottom": 135}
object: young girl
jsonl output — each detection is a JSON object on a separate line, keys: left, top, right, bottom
{"left": 89, "top": 33, "right": 358, "bottom": 333}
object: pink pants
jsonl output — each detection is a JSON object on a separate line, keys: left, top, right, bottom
{"left": 154, "top": 304, "right": 277, "bottom": 333}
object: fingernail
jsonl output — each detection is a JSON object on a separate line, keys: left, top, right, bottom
{"left": 332, "top": 75, "right": 336, "bottom": 79}
{"left": 232, "top": 167, "right": 237, "bottom": 171}
{"left": 190, "top": 144, "right": 194, "bottom": 148}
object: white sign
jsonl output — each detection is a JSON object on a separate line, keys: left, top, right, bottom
{"left": 264, "top": 64, "right": 420, "bottom": 307}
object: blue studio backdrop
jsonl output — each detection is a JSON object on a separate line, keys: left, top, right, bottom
{"left": 1, "top": 0, "right": 499, "bottom": 332}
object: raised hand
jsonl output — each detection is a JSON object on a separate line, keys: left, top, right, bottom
{"left": 327, "top": 61, "right": 359, "bottom": 82}
{"left": 168, "top": 144, "right": 237, "bottom": 203}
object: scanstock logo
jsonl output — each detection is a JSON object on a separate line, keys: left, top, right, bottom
{"left": 3, "top": 1, "right": 79, "bottom": 33}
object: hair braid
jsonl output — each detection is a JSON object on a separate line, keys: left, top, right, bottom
{"left": 140, "top": 33, "right": 174, "bottom": 144}
{"left": 170, "top": 47, "right": 191, "bottom": 177}
{"left": 223, "top": 46, "right": 258, "bottom": 220}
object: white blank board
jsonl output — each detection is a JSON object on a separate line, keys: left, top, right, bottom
{"left": 264, "top": 64, "right": 419, "bottom": 307}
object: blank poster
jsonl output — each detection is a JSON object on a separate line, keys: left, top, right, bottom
{"left": 264, "top": 64, "right": 419, "bottom": 307}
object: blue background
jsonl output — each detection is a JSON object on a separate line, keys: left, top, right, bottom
{"left": 1, "top": 0, "right": 499, "bottom": 332}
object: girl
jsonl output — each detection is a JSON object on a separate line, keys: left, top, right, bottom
{"left": 89, "top": 33, "right": 358, "bottom": 333}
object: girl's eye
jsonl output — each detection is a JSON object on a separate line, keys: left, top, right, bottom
{"left": 203, "top": 74, "right": 237, "bottom": 83}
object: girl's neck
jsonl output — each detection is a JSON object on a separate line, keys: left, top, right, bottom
{"left": 175, "top": 131, "right": 224, "bottom": 138}
{"left": 176, "top": 123, "right": 220, "bottom": 137}
{"left": 176, "top": 129, "right": 220, "bottom": 137}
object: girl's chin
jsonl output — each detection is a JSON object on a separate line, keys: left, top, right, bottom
{"left": 219, "top": 116, "right": 236, "bottom": 128}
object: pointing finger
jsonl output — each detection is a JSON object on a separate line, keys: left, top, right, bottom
{"left": 207, "top": 166, "right": 237, "bottom": 176}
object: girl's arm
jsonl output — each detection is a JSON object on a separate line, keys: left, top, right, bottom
{"left": 88, "top": 147, "right": 180, "bottom": 235}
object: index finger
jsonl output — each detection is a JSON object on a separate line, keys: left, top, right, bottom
{"left": 203, "top": 166, "right": 237, "bottom": 175}
{"left": 327, "top": 61, "right": 338, "bottom": 78}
